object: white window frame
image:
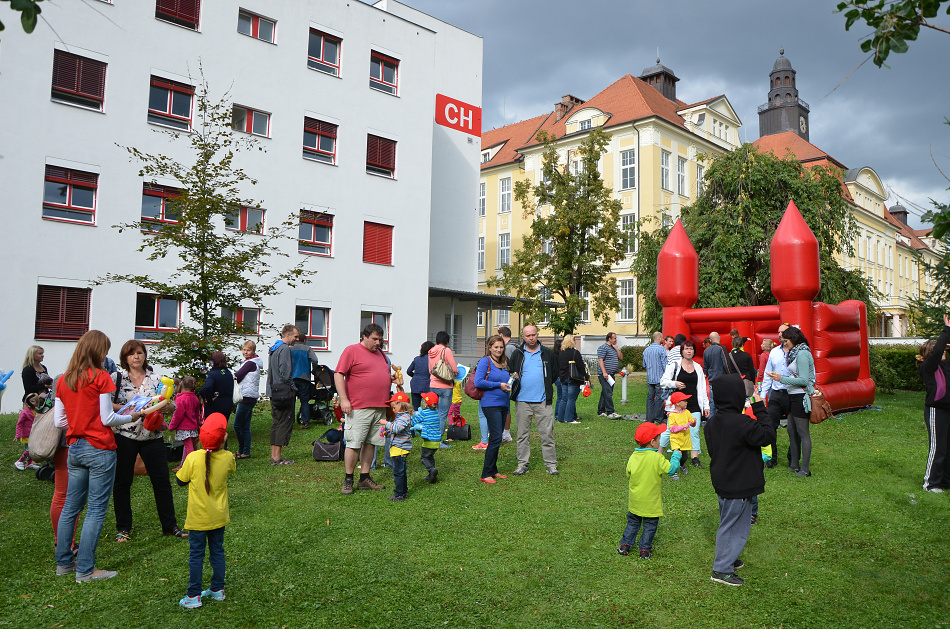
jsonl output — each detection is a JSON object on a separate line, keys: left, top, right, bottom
{"left": 496, "top": 308, "right": 510, "bottom": 326}
{"left": 477, "top": 236, "right": 485, "bottom": 271}
{"left": 660, "top": 151, "right": 671, "bottom": 191}
{"left": 621, "top": 214, "right": 636, "bottom": 254}
{"left": 696, "top": 163, "right": 705, "bottom": 195}
{"left": 620, "top": 149, "right": 635, "bottom": 189}
{"left": 619, "top": 280, "right": 636, "bottom": 321}
{"left": 499, "top": 177, "right": 511, "bottom": 214}
{"left": 478, "top": 182, "right": 486, "bottom": 216}
{"left": 498, "top": 232, "right": 511, "bottom": 266}
{"left": 677, "top": 156, "right": 687, "bottom": 196}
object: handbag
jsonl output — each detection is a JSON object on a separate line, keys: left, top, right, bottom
{"left": 465, "top": 359, "right": 489, "bottom": 400}
{"left": 312, "top": 430, "right": 344, "bottom": 461}
{"left": 568, "top": 349, "right": 588, "bottom": 383}
{"left": 809, "top": 389, "right": 833, "bottom": 424}
{"left": 727, "top": 352, "right": 756, "bottom": 397}
{"left": 432, "top": 347, "right": 456, "bottom": 382}
{"left": 447, "top": 423, "right": 471, "bottom": 441}
{"left": 232, "top": 371, "right": 243, "bottom": 404}
{"left": 28, "top": 408, "right": 62, "bottom": 463}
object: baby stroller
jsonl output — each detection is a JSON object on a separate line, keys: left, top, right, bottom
{"left": 306, "top": 364, "right": 337, "bottom": 426}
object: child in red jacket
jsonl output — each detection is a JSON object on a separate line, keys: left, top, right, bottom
{"left": 170, "top": 376, "right": 203, "bottom": 472}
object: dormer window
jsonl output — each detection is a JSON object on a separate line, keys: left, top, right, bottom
{"left": 579, "top": 119, "right": 591, "bottom": 130}
{"left": 481, "top": 151, "right": 490, "bottom": 164}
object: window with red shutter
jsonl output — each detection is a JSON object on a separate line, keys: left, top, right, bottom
{"left": 35, "top": 286, "right": 91, "bottom": 340}
{"left": 369, "top": 51, "right": 398, "bottom": 94}
{"left": 366, "top": 135, "right": 396, "bottom": 177}
{"left": 148, "top": 76, "right": 194, "bottom": 130}
{"left": 303, "top": 118, "right": 338, "bottom": 163}
{"left": 363, "top": 221, "right": 393, "bottom": 265}
{"left": 156, "top": 0, "right": 201, "bottom": 30}
{"left": 43, "top": 165, "right": 98, "bottom": 224}
{"left": 298, "top": 211, "right": 333, "bottom": 255}
{"left": 51, "top": 50, "right": 107, "bottom": 110}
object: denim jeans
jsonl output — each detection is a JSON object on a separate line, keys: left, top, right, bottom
{"left": 188, "top": 527, "right": 226, "bottom": 596}
{"left": 646, "top": 383, "right": 663, "bottom": 423}
{"left": 477, "top": 402, "right": 489, "bottom": 444}
{"left": 233, "top": 401, "right": 255, "bottom": 456}
{"left": 434, "top": 387, "right": 453, "bottom": 439}
{"left": 620, "top": 512, "right": 659, "bottom": 551}
{"left": 55, "top": 439, "right": 117, "bottom": 576}
{"left": 294, "top": 378, "right": 311, "bottom": 425}
{"left": 562, "top": 382, "right": 581, "bottom": 422}
{"left": 598, "top": 375, "right": 615, "bottom": 415}
{"left": 554, "top": 378, "right": 565, "bottom": 422}
{"left": 392, "top": 454, "right": 408, "bottom": 496}
{"left": 480, "top": 406, "right": 506, "bottom": 478}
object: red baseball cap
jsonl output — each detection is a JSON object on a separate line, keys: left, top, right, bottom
{"left": 669, "top": 392, "right": 692, "bottom": 405}
{"left": 635, "top": 422, "right": 667, "bottom": 446}
{"left": 420, "top": 392, "right": 438, "bottom": 408}
{"left": 200, "top": 412, "right": 228, "bottom": 451}
{"left": 387, "top": 391, "right": 410, "bottom": 404}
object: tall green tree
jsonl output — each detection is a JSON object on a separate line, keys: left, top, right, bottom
{"left": 633, "top": 143, "right": 879, "bottom": 331}
{"left": 837, "top": 0, "right": 950, "bottom": 67}
{"left": 488, "top": 127, "right": 625, "bottom": 335}
{"left": 100, "top": 74, "right": 311, "bottom": 378}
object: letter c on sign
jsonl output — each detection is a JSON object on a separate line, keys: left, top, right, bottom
{"left": 445, "top": 102, "right": 459, "bottom": 125}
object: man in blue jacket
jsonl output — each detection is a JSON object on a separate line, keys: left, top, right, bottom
{"left": 290, "top": 333, "right": 320, "bottom": 429}
{"left": 642, "top": 331, "right": 668, "bottom": 424}
{"left": 507, "top": 325, "right": 559, "bottom": 475}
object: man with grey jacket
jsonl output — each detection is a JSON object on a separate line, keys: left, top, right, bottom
{"left": 267, "top": 324, "right": 299, "bottom": 465}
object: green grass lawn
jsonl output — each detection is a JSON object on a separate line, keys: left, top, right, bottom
{"left": 1, "top": 379, "right": 948, "bottom": 628}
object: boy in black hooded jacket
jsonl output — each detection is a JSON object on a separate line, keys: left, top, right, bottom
{"left": 704, "top": 374, "right": 775, "bottom": 586}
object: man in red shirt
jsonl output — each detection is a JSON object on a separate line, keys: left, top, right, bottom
{"left": 334, "top": 323, "right": 396, "bottom": 495}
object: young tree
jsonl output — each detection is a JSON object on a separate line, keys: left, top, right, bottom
{"left": 101, "top": 73, "right": 312, "bottom": 378}
{"left": 633, "top": 143, "right": 879, "bottom": 331}
{"left": 488, "top": 127, "right": 625, "bottom": 335}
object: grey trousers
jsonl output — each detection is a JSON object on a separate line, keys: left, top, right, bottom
{"left": 713, "top": 496, "right": 754, "bottom": 573}
{"left": 515, "top": 401, "right": 557, "bottom": 469}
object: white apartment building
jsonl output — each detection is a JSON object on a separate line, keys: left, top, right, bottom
{"left": 0, "top": 0, "right": 482, "bottom": 411}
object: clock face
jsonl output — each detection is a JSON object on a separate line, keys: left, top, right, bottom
{"left": 799, "top": 115, "right": 807, "bottom": 133}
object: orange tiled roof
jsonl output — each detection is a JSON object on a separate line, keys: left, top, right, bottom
{"left": 480, "top": 113, "right": 550, "bottom": 170}
{"left": 753, "top": 131, "right": 847, "bottom": 170}
{"left": 883, "top": 214, "right": 931, "bottom": 251}
{"left": 481, "top": 73, "right": 719, "bottom": 168}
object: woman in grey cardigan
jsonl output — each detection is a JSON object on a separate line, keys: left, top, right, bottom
{"left": 767, "top": 326, "right": 815, "bottom": 478}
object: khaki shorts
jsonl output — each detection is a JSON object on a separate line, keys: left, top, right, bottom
{"left": 344, "top": 407, "right": 386, "bottom": 449}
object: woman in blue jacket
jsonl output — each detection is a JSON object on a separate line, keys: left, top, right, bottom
{"left": 474, "top": 334, "right": 513, "bottom": 484}
{"left": 406, "top": 341, "right": 434, "bottom": 410}
{"left": 200, "top": 352, "right": 234, "bottom": 419}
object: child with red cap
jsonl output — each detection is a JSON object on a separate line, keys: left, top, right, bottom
{"left": 618, "top": 422, "right": 683, "bottom": 559}
{"left": 666, "top": 392, "right": 697, "bottom": 480}
{"left": 175, "top": 413, "right": 236, "bottom": 609}
{"left": 379, "top": 392, "right": 414, "bottom": 501}
{"left": 415, "top": 392, "right": 442, "bottom": 483}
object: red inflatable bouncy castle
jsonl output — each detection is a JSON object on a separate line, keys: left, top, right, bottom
{"left": 656, "top": 201, "right": 875, "bottom": 412}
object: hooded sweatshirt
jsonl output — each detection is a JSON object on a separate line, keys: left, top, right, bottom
{"left": 704, "top": 374, "right": 775, "bottom": 500}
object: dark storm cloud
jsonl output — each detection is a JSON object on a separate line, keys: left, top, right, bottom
{"left": 398, "top": 0, "right": 950, "bottom": 228}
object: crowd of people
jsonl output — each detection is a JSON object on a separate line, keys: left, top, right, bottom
{"left": 12, "top": 315, "right": 947, "bottom": 596}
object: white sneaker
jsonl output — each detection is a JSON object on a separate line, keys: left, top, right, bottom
{"left": 27, "top": 463, "right": 41, "bottom": 470}
{"left": 501, "top": 431, "right": 512, "bottom": 442}
{"left": 924, "top": 484, "right": 944, "bottom": 493}
{"left": 14, "top": 461, "right": 26, "bottom": 471}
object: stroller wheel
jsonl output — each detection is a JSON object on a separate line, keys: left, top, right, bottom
{"left": 322, "top": 409, "right": 335, "bottom": 425}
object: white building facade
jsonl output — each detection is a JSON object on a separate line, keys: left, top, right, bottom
{"left": 0, "top": 0, "right": 482, "bottom": 411}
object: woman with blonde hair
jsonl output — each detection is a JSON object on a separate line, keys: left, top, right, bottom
{"left": 22, "top": 344, "right": 48, "bottom": 396}
{"left": 54, "top": 330, "right": 140, "bottom": 582}
{"left": 557, "top": 334, "right": 589, "bottom": 424}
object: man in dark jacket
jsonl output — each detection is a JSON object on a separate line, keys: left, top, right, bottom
{"left": 704, "top": 374, "right": 775, "bottom": 586}
{"left": 508, "top": 324, "right": 559, "bottom": 475}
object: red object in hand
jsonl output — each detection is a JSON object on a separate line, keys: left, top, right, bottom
{"left": 143, "top": 411, "right": 164, "bottom": 432}
{"left": 582, "top": 384, "right": 591, "bottom": 397}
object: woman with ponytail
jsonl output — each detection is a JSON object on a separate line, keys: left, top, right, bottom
{"left": 175, "top": 413, "right": 235, "bottom": 609}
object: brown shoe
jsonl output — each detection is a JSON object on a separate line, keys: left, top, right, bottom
{"left": 357, "top": 476, "right": 385, "bottom": 490}
{"left": 341, "top": 478, "right": 354, "bottom": 495}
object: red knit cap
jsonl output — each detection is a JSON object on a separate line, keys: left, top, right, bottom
{"left": 200, "top": 413, "right": 228, "bottom": 450}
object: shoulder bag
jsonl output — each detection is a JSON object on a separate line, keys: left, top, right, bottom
{"left": 727, "top": 352, "right": 756, "bottom": 397}
{"left": 464, "top": 360, "right": 486, "bottom": 400}
{"left": 432, "top": 347, "right": 456, "bottom": 382}
{"left": 231, "top": 370, "right": 243, "bottom": 404}
{"left": 568, "top": 349, "right": 588, "bottom": 383}
{"left": 28, "top": 407, "right": 62, "bottom": 463}
{"left": 809, "top": 389, "right": 834, "bottom": 424}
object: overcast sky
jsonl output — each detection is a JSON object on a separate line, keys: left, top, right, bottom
{"left": 401, "top": 0, "right": 950, "bottom": 229}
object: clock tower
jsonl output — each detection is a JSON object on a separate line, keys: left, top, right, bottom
{"left": 758, "top": 49, "right": 809, "bottom": 141}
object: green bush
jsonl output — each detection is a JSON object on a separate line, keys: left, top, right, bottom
{"left": 620, "top": 345, "right": 644, "bottom": 371}
{"left": 870, "top": 344, "right": 923, "bottom": 393}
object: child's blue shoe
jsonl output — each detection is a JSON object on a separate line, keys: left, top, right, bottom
{"left": 201, "top": 589, "right": 225, "bottom": 601}
{"left": 179, "top": 595, "right": 202, "bottom": 609}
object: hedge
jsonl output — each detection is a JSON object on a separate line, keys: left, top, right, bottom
{"left": 620, "top": 345, "right": 645, "bottom": 372}
{"left": 869, "top": 344, "right": 923, "bottom": 393}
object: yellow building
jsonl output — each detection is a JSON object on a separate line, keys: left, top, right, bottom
{"left": 478, "top": 61, "right": 742, "bottom": 339}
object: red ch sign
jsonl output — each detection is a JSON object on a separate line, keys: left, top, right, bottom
{"left": 435, "top": 94, "right": 481, "bottom": 136}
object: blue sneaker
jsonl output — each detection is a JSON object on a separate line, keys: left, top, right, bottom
{"left": 440, "top": 443, "right": 452, "bottom": 449}
{"left": 179, "top": 595, "right": 202, "bottom": 609}
{"left": 201, "top": 589, "right": 225, "bottom": 601}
